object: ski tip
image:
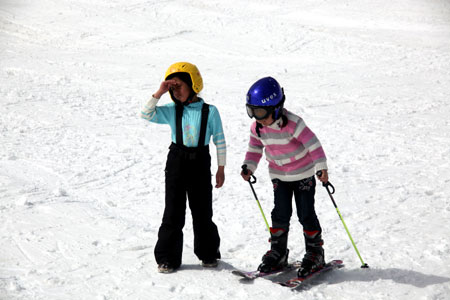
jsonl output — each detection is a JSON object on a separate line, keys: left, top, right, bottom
{"left": 327, "top": 260, "right": 345, "bottom": 269}
{"left": 328, "top": 259, "right": 344, "bottom": 268}
{"left": 278, "top": 282, "right": 297, "bottom": 288}
{"left": 331, "top": 259, "right": 344, "bottom": 264}
{"left": 231, "top": 270, "right": 257, "bottom": 280}
{"left": 277, "top": 259, "right": 345, "bottom": 289}
{"left": 277, "top": 279, "right": 302, "bottom": 288}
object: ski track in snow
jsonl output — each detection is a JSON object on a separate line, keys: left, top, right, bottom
{"left": 1, "top": 0, "right": 450, "bottom": 299}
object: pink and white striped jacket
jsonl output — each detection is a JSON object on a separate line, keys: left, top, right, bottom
{"left": 243, "top": 109, "right": 327, "bottom": 182}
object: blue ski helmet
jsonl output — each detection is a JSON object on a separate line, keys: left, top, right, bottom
{"left": 246, "top": 77, "right": 285, "bottom": 120}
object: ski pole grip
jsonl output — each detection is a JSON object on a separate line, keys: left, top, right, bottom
{"left": 316, "top": 171, "right": 335, "bottom": 194}
{"left": 316, "top": 171, "right": 325, "bottom": 186}
{"left": 242, "top": 164, "right": 256, "bottom": 184}
{"left": 242, "top": 164, "right": 249, "bottom": 175}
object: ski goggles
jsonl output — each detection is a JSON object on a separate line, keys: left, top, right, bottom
{"left": 246, "top": 104, "right": 276, "bottom": 120}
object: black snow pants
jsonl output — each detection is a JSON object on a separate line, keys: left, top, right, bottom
{"left": 154, "top": 143, "right": 221, "bottom": 267}
{"left": 270, "top": 176, "right": 323, "bottom": 254}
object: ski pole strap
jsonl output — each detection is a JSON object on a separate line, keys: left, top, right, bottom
{"left": 325, "top": 182, "right": 335, "bottom": 194}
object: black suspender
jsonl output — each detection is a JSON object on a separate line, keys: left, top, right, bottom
{"left": 175, "top": 103, "right": 210, "bottom": 147}
{"left": 175, "top": 104, "right": 184, "bottom": 145}
{"left": 198, "top": 103, "right": 209, "bottom": 147}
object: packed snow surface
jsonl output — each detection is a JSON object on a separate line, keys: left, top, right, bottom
{"left": 1, "top": 0, "right": 450, "bottom": 299}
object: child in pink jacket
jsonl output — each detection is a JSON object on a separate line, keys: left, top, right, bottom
{"left": 241, "top": 77, "right": 329, "bottom": 277}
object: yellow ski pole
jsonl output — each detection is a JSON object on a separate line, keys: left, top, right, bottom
{"left": 242, "top": 165, "right": 271, "bottom": 234}
{"left": 317, "top": 171, "right": 369, "bottom": 268}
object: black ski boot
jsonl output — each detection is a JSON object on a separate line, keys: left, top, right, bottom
{"left": 258, "top": 228, "right": 289, "bottom": 273}
{"left": 202, "top": 259, "right": 219, "bottom": 268}
{"left": 157, "top": 262, "right": 178, "bottom": 274}
{"left": 298, "top": 231, "right": 325, "bottom": 277}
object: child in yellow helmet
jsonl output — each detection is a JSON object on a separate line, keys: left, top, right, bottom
{"left": 141, "top": 62, "right": 226, "bottom": 273}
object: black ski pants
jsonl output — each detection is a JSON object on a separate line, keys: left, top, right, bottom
{"left": 271, "top": 176, "right": 322, "bottom": 236}
{"left": 154, "top": 143, "right": 221, "bottom": 267}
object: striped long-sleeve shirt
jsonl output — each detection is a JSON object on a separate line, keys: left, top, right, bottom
{"left": 243, "top": 109, "right": 327, "bottom": 181}
{"left": 141, "top": 97, "right": 226, "bottom": 166}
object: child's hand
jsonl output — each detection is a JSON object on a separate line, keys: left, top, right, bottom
{"left": 153, "top": 79, "right": 178, "bottom": 99}
{"left": 317, "top": 169, "right": 328, "bottom": 183}
{"left": 215, "top": 166, "right": 225, "bottom": 188}
{"left": 240, "top": 169, "right": 253, "bottom": 181}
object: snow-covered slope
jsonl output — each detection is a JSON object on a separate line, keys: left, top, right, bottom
{"left": 1, "top": 0, "right": 450, "bottom": 299}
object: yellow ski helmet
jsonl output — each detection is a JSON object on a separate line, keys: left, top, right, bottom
{"left": 165, "top": 62, "right": 203, "bottom": 94}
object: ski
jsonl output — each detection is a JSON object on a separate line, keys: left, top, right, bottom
{"left": 232, "top": 261, "right": 302, "bottom": 280}
{"left": 278, "top": 259, "right": 344, "bottom": 288}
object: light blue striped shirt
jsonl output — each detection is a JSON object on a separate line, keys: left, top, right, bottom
{"left": 141, "top": 97, "right": 226, "bottom": 166}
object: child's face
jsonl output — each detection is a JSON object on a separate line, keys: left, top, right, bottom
{"left": 169, "top": 77, "right": 191, "bottom": 102}
{"left": 256, "top": 113, "right": 275, "bottom": 126}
